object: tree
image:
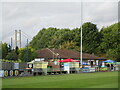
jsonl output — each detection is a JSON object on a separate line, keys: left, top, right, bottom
{"left": 59, "top": 41, "right": 77, "bottom": 50}
{"left": 99, "top": 22, "right": 120, "bottom": 61}
{"left": 30, "top": 27, "right": 59, "bottom": 49}
{"left": 106, "top": 49, "right": 119, "bottom": 61}
{"left": 5, "top": 52, "right": 18, "bottom": 60}
{"left": 15, "top": 46, "right": 19, "bottom": 55}
{"left": 18, "top": 47, "right": 37, "bottom": 62}
{"left": 71, "top": 28, "right": 80, "bottom": 46}
{"left": 29, "top": 22, "right": 101, "bottom": 53}
{"left": 2, "top": 43, "right": 8, "bottom": 59}
{"left": 82, "top": 22, "right": 101, "bottom": 54}
{"left": 51, "top": 28, "right": 73, "bottom": 48}
{"left": 28, "top": 22, "right": 119, "bottom": 61}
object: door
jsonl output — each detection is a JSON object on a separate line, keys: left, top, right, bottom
{"left": 91, "top": 61, "right": 93, "bottom": 67}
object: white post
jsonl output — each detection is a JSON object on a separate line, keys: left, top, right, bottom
{"left": 80, "top": 0, "right": 83, "bottom": 68}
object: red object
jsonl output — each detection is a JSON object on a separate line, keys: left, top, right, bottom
{"left": 59, "top": 58, "right": 80, "bottom": 62}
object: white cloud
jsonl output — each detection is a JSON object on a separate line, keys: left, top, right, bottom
{"left": 1, "top": 1, "right": 118, "bottom": 47}
{"left": 82, "top": 2, "right": 118, "bottom": 29}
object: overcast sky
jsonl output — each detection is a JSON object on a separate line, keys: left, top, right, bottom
{"left": 1, "top": 1, "right": 118, "bottom": 47}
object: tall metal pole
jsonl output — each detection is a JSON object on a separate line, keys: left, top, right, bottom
{"left": 53, "top": 48, "right": 55, "bottom": 61}
{"left": 26, "top": 39, "right": 28, "bottom": 62}
{"left": 10, "top": 37, "right": 12, "bottom": 70}
{"left": 40, "top": 43, "right": 42, "bottom": 60}
{"left": 15, "top": 30, "right": 17, "bottom": 48}
{"left": 19, "top": 30, "right": 21, "bottom": 48}
{"left": 80, "top": 0, "right": 83, "bottom": 68}
{"left": 0, "top": 41, "right": 2, "bottom": 59}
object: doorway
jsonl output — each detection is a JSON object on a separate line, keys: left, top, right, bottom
{"left": 91, "top": 61, "right": 93, "bottom": 67}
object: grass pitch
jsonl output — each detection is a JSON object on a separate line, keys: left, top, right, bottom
{"left": 2, "top": 71, "right": 118, "bottom": 88}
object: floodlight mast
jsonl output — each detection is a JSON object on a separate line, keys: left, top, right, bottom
{"left": 26, "top": 39, "right": 28, "bottom": 63}
{"left": 80, "top": 0, "right": 83, "bottom": 68}
{"left": 10, "top": 37, "right": 13, "bottom": 70}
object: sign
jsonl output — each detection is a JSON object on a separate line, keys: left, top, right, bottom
{"left": 82, "top": 67, "right": 95, "bottom": 72}
{"left": 35, "top": 58, "right": 40, "bottom": 61}
{"left": 14, "top": 63, "right": 19, "bottom": 69}
{"left": 89, "top": 67, "right": 95, "bottom": 72}
{"left": 82, "top": 67, "right": 89, "bottom": 72}
{"left": 74, "top": 62, "right": 79, "bottom": 68}
{"left": 34, "top": 63, "right": 42, "bottom": 68}
{"left": 33, "top": 62, "right": 48, "bottom": 69}
{"left": 0, "top": 70, "right": 4, "bottom": 77}
{"left": 64, "top": 63, "right": 70, "bottom": 74}
{"left": 33, "top": 62, "right": 41, "bottom": 68}
{"left": 40, "top": 58, "right": 45, "bottom": 61}
{"left": 42, "top": 62, "right": 48, "bottom": 68}
{"left": 101, "top": 67, "right": 107, "bottom": 71}
{"left": 34, "top": 58, "right": 45, "bottom": 61}
{"left": 82, "top": 61, "right": 88, "bottom": 65}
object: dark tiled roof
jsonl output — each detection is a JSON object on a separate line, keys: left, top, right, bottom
{"left": 36, "top": 48, "right": 106, "bottom": 60}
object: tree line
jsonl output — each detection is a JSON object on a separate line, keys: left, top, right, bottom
{"left": 1, "top": 43, "right": 37, "bottom": 62}
{"left": 30, "top": 22, "right": 120, "bottom": 61}
{"left": 1, "top": 22, "right": 120, "bottom": 62}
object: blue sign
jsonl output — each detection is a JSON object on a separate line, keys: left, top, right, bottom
{"left": 82, "top": 67, "right": 89, "bottom": 72}
{"left": 64, "top": 63, "right": 69, "bottom": 67}
{"left": 64, "top": 63, "right": 70, "bottom": 73}
{"left": 14, "top": 63, "right": 19, "bottom": 69}
{"left": 0, "top": 70, "right": 4, "bottom": 77}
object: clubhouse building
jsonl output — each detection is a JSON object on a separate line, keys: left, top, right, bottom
{"left": 36, "top": 48, "right": 106, "bottom": 68}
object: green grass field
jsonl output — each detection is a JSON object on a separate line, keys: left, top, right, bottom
{"left": 2, "top": 71, "right": 118, "bottom": 88}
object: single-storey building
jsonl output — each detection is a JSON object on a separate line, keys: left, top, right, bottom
{"left": 36, "top": 48, "right": 106, "bottom": 69}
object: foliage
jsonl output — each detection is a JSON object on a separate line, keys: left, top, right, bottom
{"left": 0, "top": 59, "right": 23, "bottom": 63}
{"left": 1, "top": 42, "right": 37, "bottom": 62}
{"left": 30, "top": 27, "right": 59, "bottom": 49}
{"left": 59, "top": 41, "right": 77, "bottom": 50}
{"left": 4, "top": 46, "right": 20, "bottom": 60}
{"left": 1, "top": 22, "right": 119, "bottom": 61}
{"left": 18, "top": 47, "right": 37, "bottom": 62}
{"left": 82, "top": 22, "right": 101, "bottom": 54}
{"left": 30, "top": 22, "right": 101, "bottom": 53}
{"left": 15, "top": 46, "right": 19, "bottom": 55}
{"left": 51, "top": 28, "right": 74, "bottom": 48}
{"left": 5, "top": 52, "right": 18, "bottom": 60}
{"left": 99, "top": 22, "right": 120, "bottom": 61}
{"left": 29, "top": 22, "right": 119, "bottom": 61}
{"left": 2, "top": 43, "right": 8, "bottom": 59}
